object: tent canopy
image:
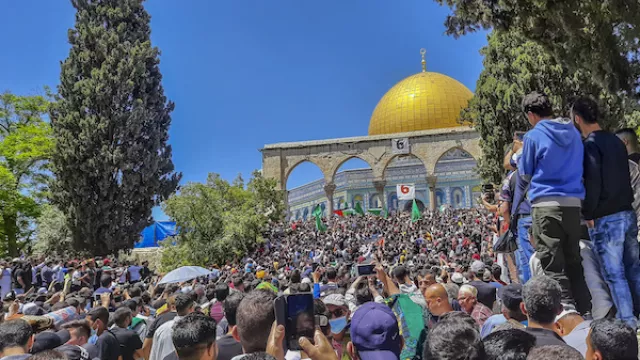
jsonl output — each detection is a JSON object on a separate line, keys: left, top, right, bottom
{"left": 136, "top": 221, "right": 177, "bottom": 248}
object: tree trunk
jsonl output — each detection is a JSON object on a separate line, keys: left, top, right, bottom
{"left": 3, "top": 213, "right": 18, "bottom": 258}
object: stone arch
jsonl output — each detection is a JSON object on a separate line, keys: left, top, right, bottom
{"left": 352, "top": 194, "right": 364, "bottom": 209}
{"left": 435, "top": 189, "right": 445, "bottom": 206}
{"left": 381, "top": 153, "right": 428, "bottom": 180}
{"left": 388, "top": 192, "right": 398, "bottom": 212}
{"left": 451, "top": 187, "right": 465, "bottom": 208}
{"left": 403, "top": 199, "right": 425, "bottom": 212}
{"left": 370, "top": 193, "right": 382, "bottom": 208}
{"left": 329, "top": 155, "right": 375, "bottom": 184}
{"left": 432, "top": 147, "right": 478, "bottom": 175}
{"left": 284, "top": 159, "right": 326, "bottom": 189}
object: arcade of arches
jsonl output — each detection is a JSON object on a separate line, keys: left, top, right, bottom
{"left": 260, "top": 127, "right": 481, "bottom": 219}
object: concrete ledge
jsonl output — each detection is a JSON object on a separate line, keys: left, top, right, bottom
{"left": 261, "top": 127, "right": 477, "bottom": 151}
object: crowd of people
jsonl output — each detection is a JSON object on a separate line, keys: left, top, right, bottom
{"left": 1, "top": 91, "right": 640, "bottom": 360}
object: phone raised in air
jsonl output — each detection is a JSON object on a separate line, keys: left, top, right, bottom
{"left": 274, "top": 293, "right": 315, "bottom": 351}
{"left": 514, "top": 131, "right": 526, "bottom": 141}
{"left": 356, "top": 264, "right": 376, "bottom": 277}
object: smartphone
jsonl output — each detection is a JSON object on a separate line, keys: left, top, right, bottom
{"left": 356, "top": 264, "right": 376, "bottom": 277}
{"left": 94, "top": 294, "right": 101, "bottom": 302}
{"left": 514, "top": 131, "right": 526, "bottom": 141}
{"left": 113, "top": 295, "right": 123, "bottom": 303}
{"left": 274, "top": 293, "right": 315, "bottom": 351}
{"left": 312, "top": 263, "right": 320, "bottom": 272}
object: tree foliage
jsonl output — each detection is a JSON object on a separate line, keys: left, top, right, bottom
{"left": 464, "top": 31, "right": 634, "bottom": 183}
{"left": 33, "top": 205, "right": 78, "bottom": 257}
{"left": 434, "top": 0, "right": 640, "bottom": 97}
{"left": 160, "top": 171, "right": 285, "bottom": 270}
{"left": 50, "top": 0, "right": 181, "bottom": 255}
{"left": 0, "top": 92, "right": 53, "bottom": 257}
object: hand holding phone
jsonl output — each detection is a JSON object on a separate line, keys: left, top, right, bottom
{"left": 356, "top": 264, "right": 376, "bottom": 277}
{"left": 274, "top": 293, "right": 315, "bottom": 351}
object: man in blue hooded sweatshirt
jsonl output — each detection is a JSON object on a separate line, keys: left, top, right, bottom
{"left": 518, "top": 92, "right": 591, "bottom": 314}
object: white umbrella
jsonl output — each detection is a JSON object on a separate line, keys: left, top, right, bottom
{"left": 158, "top": 266, "right": 212, "bottom": 284}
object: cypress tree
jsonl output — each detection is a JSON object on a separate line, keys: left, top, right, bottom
{"left": 50, "top": 0, "right": 181, "bottom": 255}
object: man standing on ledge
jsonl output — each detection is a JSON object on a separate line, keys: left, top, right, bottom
{"left": 518, "top": 92, "right": 591, "bottom": 314}
{"left": 573, "top": 97, "right": 640, "bottom": 329}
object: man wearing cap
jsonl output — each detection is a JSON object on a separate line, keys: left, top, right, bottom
{"left": 458, "top": 284, "right": 493, "bottom": 327}
{"left": 322, "top": 294, "right": 351, "bottom": 360}
{"left": 480, "top": 284, "right": 527, "bottom": 338}
{"left": 468, "top": 261, "right": 497, "bottom": 309}
{"left": 346, "top": 302, "right": 403, "bottom": 360}
{"left": 555, "top": 309, "right": 590, "bottom": 357}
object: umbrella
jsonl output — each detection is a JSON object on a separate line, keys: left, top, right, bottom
{"left": 158, "top": 266, "right": 212, "bottom": 285}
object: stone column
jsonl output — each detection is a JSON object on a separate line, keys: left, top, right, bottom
{"left": 426, "top": 175, "right": 437, "bottom": 211}
{"left": 282, "top": 188, "right": 289, "bottom": 220}
{"left": 373, "top": 180, "right": 387, "bottom": 210}
{"left": 324, "top": 183, "right": 336, "bottom": 219}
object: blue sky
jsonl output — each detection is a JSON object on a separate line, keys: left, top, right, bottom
{"left": 0, "top": 1, "right": 487, "bottom": 220}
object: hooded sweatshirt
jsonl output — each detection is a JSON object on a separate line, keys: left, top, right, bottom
{"left": 518, "top": 118, "right": 585, "bottom": 206}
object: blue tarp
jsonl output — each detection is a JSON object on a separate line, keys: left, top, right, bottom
{"left": 136, "top": 221, "right": 177, "bottom": 248}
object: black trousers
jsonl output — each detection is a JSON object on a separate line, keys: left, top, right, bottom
{"left": 532, "top": 206, "right": 592, "bottom": 314}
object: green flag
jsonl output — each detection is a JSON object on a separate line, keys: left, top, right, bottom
{"left": 411, "top": 199, "right": 421, "bottom": 223}
{"left": 312, "top": 205, "right": 327, "bottom": 232}
{"left": 382, "top": 207, "right": 389, "bottom": 219}
{"left": 354, "top": 202, "right": 365, "bottom": 216}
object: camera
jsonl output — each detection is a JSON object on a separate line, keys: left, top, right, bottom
{"left": 481, "top": 184, "right": 495, "bottom": 203}
{"left": 274, "top": 293, "right": 315, "bottom": 351}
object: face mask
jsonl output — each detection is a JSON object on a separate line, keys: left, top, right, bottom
{"left": 89, "top": 323, "right": 98, "bottom": 343}
{"left": 89, "top": 332, "right": 98, "bottom": 344}
{"left": 329, "top": 316, "right": 347, "bottom": 334}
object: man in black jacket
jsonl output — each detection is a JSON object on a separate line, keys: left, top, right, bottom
{"left": 572, "top": 96, "right": 640, "bottom": 329}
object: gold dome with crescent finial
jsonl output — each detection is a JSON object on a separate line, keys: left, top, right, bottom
{"left": 368, "top": 49, "right": 474, "bottom": 136}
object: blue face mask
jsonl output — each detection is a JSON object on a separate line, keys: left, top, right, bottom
{"left": 329, "top": 316, "right": 347, "bottom": 334}
{"left": 89, "top": 332, "right": 98, "bottom": 344}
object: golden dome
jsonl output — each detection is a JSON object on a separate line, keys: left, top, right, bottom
{"left": 368, "top": 71, "right": 474, "bottom": 136}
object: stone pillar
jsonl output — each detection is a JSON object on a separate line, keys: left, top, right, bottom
{"left": 373, "top": 180, "right": 387, "bottom": 210}
{"left": 283, "top": 189, "right": 289, "bottom": 220}
{"left": 426, "top": 175, "right": 437, "bottom": 211}
{"left": 324, "top": 183, "right": 336, "bottom": 219}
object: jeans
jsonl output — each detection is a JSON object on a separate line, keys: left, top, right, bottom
{"left": 589, "top": 210, "right": 640, "bottom": 328}
{"left": 579, "top": 237, "right": 613, "bottom": 320}
{"left": 516, "top": 216, "right": 534, "bottom": 283}
{"left": 532, "top": 206, "right": 592, "bottom": 314}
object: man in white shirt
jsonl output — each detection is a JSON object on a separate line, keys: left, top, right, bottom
{"left": 149, "top": 293, "right": 195, "bottom": 360}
